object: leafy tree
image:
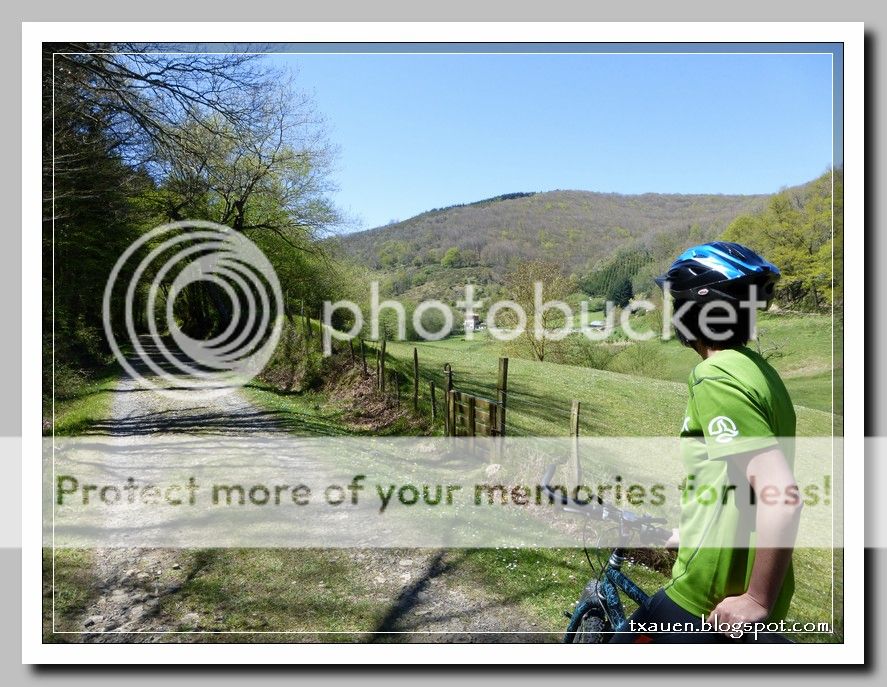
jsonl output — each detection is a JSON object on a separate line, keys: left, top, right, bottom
{"left": 378, "top": 240, "right": 410, "bottom": 268}
{"left": 581, "top": 246, "right": 651, "bottom": 299}
{"left": 608, "top": 277, "right": 633, "bottom": 308}
{"left": 441, "top": 247, "right": 463, "bottom": 268}
{"left": 722, "top": 169, "right": 840, "bottom": 310}
{"left": 44, "top": 44, "right": 344, "bottom": 407}
{"left": 498, "top": 260, "right": 577, "bottom": 362}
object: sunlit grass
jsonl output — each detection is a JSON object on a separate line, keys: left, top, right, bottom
{"left": 384, "top": 329, "right": 835, "bottom": 438}
{"left": 42, "top": 548, "right": 100, "bottom": 641}
{"left": 49, "top": 366, "right": 119, "bottom": 436}
{"left": 45, "top": 311, "right": 842, "bottom": 643}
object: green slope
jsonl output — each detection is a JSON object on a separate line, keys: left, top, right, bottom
{"left": 338, "top": 189, "right": 771, "bottom": 299}
{"left": 385, "top": 333, "right": 835, "bottom": 438}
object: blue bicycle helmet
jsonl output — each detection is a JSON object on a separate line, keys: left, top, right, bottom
{"left": 654, "top": 241, "right": 780, "bottom": 303}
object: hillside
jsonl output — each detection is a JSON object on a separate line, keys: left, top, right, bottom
{"left": 338, "top": 189, "right": 771, "bottom": 299}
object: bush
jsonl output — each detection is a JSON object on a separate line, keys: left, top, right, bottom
{"left": 297, "top": 350, "right": 327, "bottom": 390}
{"left": 414, "top": 306, "right": 451, "bottom": 340}
{"left": 609, "top": 341, "right": 668, "bottom": 377}
{"left": 585, "top": 297, "right": 607, "bottom": 313}
{"left": 372, "top": 301, "right": 457, "bottom": 342}
{"left": 52, "top": 364, "right": 91, "bottom": 401}
{"left": 261, "top": 321, "right": 330, "bottom": 392}
{"left": 556, "top": 335, "right": 617, "bottom": 371}
{"left": 441, "top": 247, "right": 463, "bottom": 268}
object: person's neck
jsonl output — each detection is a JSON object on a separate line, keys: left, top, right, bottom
{"left": 693, "top": 343, "right": 731, "bottom": 360}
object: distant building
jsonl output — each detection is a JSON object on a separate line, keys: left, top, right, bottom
{"left": 464, "top": 314, "right": 482, "bottom": 332}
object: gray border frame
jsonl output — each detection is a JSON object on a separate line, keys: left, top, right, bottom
{"left": 5, "top": 0, "right": 882, "bottom": 680}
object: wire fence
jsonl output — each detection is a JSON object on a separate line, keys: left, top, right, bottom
{"left": 326, "top": 333, "right": 586, "bottom": 437}
{"left": 340, "top": 338, "right": 484, "bottom": 434}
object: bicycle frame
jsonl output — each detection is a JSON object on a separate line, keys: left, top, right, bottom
{"left": 600, "top": 549, "right": 651, "bottom": 629}
{"left": 543, "top": 462, "right": 669, "bottom": 643}
{"left": 563, "top": 547, "right": 651, "bottom": 639}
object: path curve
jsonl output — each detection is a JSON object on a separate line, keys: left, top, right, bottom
{"left": 72, "top": 337, "right": 547, "bottom": 643}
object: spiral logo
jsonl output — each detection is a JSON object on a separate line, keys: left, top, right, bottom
{"left": 102, "top": 220, "right": 284, "bottom": 399}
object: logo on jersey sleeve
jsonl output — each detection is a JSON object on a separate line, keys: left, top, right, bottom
{"left": 707, "top": 416, "right": 739, "bottom": 443}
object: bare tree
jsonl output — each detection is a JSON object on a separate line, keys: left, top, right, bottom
{"left": 498, "top": 260, "right": 576, "bottom": 362}
{"left": 47, "top": 44, "right": 272, "bottom": 167}
{"left": 43, "top": 43, "right": 342, "bottom": 352}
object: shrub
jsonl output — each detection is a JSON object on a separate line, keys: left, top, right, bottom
{"left": 556, "top": 335, "right": 617, "bottom": 371}
{"left": 609, "top": 341, "right": 668, "bottom": 377}
{"left": 262, "top": 321, "right": 331, "bottom": 392}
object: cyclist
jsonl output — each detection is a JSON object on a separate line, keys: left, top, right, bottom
{"left": 611, "top": 242, "right": 801, "bottom": 643}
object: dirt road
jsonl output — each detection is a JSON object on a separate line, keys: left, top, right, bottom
{"left": 65, "top": 339, "right": 549, "bottom": 643}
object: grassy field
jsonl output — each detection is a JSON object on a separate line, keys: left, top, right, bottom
{"left": 236, "top": 319, "right": 841, "bottom": 642}
{"left": 627, "top": 310, "right": 840, "bottom": 415}
{"left": 383, "top": 318, "right": 837, "bottom": 439}
{"left": 46, "top": 311, "right": 843, "bottom": 643}
{"left": 608, "top": 311, "right": 843, "bottom": 415}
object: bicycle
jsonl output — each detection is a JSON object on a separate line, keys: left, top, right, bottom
{"left": 540, "top": 463, "right": 671, "bottom": 643}
{"left": 542, "top": 464, "right": 795, "bottom": 644}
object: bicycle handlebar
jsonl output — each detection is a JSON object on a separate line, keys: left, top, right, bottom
{"left": 541, "top": 463, "right": 671, "bottom": 544}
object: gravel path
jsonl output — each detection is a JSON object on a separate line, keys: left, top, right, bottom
{"left": 72, "top": 338, "right": 548, "bottom": 643}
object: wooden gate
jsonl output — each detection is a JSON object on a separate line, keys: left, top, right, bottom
{"left": 447, "top": 390, "right": 502, "bottom": 437}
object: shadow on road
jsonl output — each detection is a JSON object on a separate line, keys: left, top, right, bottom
{"left": 82, "top": 407, "right": 291, "bottom": 436}
{"left": 370, "top": 551, "right": 456, "bottom": 639}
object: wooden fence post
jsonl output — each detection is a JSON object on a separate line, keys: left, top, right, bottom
{"left": 443, "top": 363, "right": 453, "bottom": 436}
{"left": 360, "top": 339, "right": 367, "bottom": 375}
{"left": 467, "top": 394, "right": 476, "bottom": 451}
{"left": 379, "top": 337, "right": 387, "bottom": 392}
{"left": 570, "top": 399, "right": 581, "bottom": 437}
{"left": 570, "top": 400, "right": 581, "bottom": 485}
{"left": 489, "top": 401, "right": 501, "bottom": 463}
{"left": 497, "top": 357, "right": 509, "bottom": 436}
{"left": 449, "top": 390, "right": 459, "bottom": 437}
{"left": 430, "top": 381, "right": 437, "bottom": 422}
{"left": 467, "top": 395, "right": 476, "bottom": 436}
{"left": 412, "top": 347, "right": 420, "bottom": 411}
{"left": 375, "top": 344, "right": 381, "bottom": 388}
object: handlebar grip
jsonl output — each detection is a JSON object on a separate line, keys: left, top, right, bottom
{"left": 648, "top": 526, "right": 673, "bottom": 546}
{"left": 542, "top": 464, "right": 557, "bottom": 488}
{"left": 542, "top": 464, "right": 673, "bottom": 538}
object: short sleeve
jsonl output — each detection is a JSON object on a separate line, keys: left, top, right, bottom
{"left": 690, "top": 375, "right": 779, "bottom": 459}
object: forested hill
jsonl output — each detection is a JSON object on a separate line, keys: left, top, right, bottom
{"left": 339, "top": 190, "right": 771, "bottom": 279}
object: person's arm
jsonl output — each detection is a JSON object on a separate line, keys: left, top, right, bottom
{"left": 707, "top": 446, "right": 803, "bottom": 626}
{"left": 665, "top": 528, "right": 680, "bottom": 549}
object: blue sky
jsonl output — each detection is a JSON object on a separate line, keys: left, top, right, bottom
{"left": 268, "top": 51, "right": 836, "bottom": 231}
